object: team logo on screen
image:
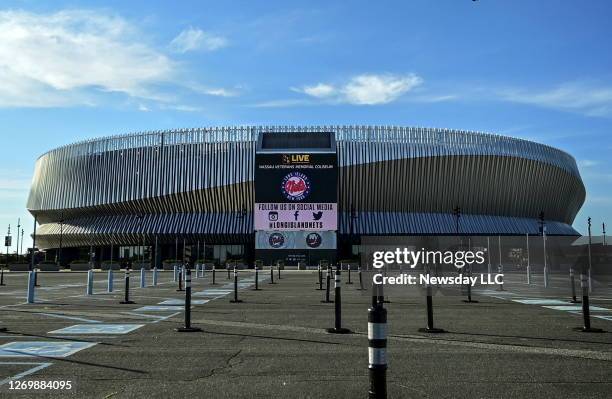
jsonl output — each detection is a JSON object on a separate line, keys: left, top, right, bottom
{"left": 268, "top": 233, "right": 286, "bottom": 248}
{"left": 305, "top": 233, "right": 322, "bottom": 248}
{"left": 281, "top": 172, "right": 311, "bottom": 201}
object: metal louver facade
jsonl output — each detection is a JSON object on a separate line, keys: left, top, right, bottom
{"left": 26, "top": 126, "right": 586, "bottom": 249}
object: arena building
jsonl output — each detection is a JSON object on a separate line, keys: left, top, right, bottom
{"left": 26, "top": 126, "right": 586, "bottom": 266}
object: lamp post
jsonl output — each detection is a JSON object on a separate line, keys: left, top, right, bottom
{"left": 31, "top": 216, "right": 37, "bottom": 271}
{"left": 587, "top": 217, "right": 593, "bottom": 293}
{"left": 350, "top": 203, "right": 358, "bottom": 266}
{"left": 4, "top": 225, "right": 11, "bottom": 267}
{"left": 453, "top": 207, "right": 461, "bottom": 235}
{"left": 539, "top": 212, "right": 548, "bottom": 288}
{"left": 15, "top": 218, "right": 20, "bottom": 260}
{"left": 58, "top": 217, "right": 64, "bottom": 266}
{"left": 603, "top": 223, "right": 607, "bottom": 246}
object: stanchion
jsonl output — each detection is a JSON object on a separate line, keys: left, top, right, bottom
{"left": 316, "top": 265, "right": 324, "bottom": 290}
{"left": 107, "top": 269, "right": 113, "bottom": 292}
{"left": 34, "top": 268, "right": 39, "bottom": 287}
{"left": 0, "top": 266, "right": 5, "bottom": 286}
{"left": 86, "top": 270, "right": 93, "bottom": 295}
{"left": 321, "top": 267, "right": 333, "bottom": 303}
{"left": 120, "top": 268, "right": 135, "bottom": 304}
{"left": 357, "top": 265, "right": 365, "bottom": 290}
{"left": 176, "top": 268, "right": 184, "bottom": 292}
{"left": 327, "top": 268, "right": 351, "bottom": 334}
{"left": 574, "top": 272, "right": 604, "bottom": 333}
{"left": 212, "top": 265, "right": 216, "bottom": 285}
{"left": 226, "top": 265, "right": 230, "bottom": 280}
{"left": 277, "top": 264, "right": 281, "bottom": 280}
{"left": 497, "top": 264, "right": 504, "bottom": 291}
{"left": 269, "top": 265, "right": 275, "bottom": 284}
{"left": 419, "top": 269, "right": 445, "bottom": 333}
{"left": 463, "top": 265, "right": 478, "bottom": 303}
{"left": 543, "top": 265, "right": 549, "bottom": 288}
{"left": 253, "top": 265, "right": 260, "bottom": 291}
{"left": 173, "top": 265, "right": 178, "bottom": 282}
{"left": 570, "top": 267, "right": 579, "bottom": 303}
{"left": 176, "top": 268, "right": 202, "bottom": 332}
{"left": 26, "top": 270, "right": 36, "bottom": 304}
{"left": 152, "top": 267, "right": 158, "bottom": 286}
{"left": 140, "top": 268, "right": 146, "bottom": 288}
{"left": 368, "top": 294, "right": 387, "bottom": 399}
{"left": 230, "top": 268, "right": 243, "bottom": 303}
{"left": 346, "top": 264, "right": 353, "bottom": 285}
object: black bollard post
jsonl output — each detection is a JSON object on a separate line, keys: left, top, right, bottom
{"left": 176, "top": 268, "right": 202, "bottom": 332}
{"left": 120, "top": 268, "right": 135, "bottom": 304}
{"left": 34, "top": 268, "right": 39, "bottom": 287}
{"left": 574, "top": 271, "right": 604, "bottom": 333}
{"left": 230, "top": 268, "right": 243, "bottom": 303}
{"left": 321, "top": 267, "right": 333, "bottom": 303}
{"left": 327, "top": 268, "right": 351, "bottom": 334}
{"left": 226, "top": 265, "right": 230, "bottom": 280}
{"left": 346, "top": 264, "right": 353, "bottom": 284}
{"left": 368, "top": 295, "right": 387, "bottom": 399}
{"left": 0, "top": 266, "right": 5, "bottom": 286}
{"left": 277, "top": 264, "right": 281, "bottom": 280}
{"left": 176, "top": 269, "right": 184, "bottom": 292}
{"left": 253, "top": 265, "right": 260, "bottom": 291}
{"left": 316, "top": 265, "right": 324, "bottom": 290}
{"left": 269, "top": 265, "right": 275, "bottom": 284}
{"left": 570, "top": 267, "right": 580, "bottom": 303}
{"left": 419, "top": 272, "right": 445, "bottom": 333}
{"left": 212, "top": 265, "right": 216, "bottom": 285}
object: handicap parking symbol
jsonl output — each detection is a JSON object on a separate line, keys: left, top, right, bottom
{"left": 0, "top": 341, "right": 97, "bottom": 357}
{"left": 49, "top": 324, "right": 145, "bottom": 335}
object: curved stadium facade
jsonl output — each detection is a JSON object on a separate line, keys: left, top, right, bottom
{"left": 26, "top": 126, "right": 586, "bottom": 264}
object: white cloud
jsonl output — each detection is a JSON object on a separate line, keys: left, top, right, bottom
{"left": 499, "top": 82, "right": 612, "bottom": 117}
{"left": 251, "top": 99, "right": 312, "bottom": 108}
{"left": 0, "top": 9, "right": 175, "bottom": 107}
{"left": 294, "top": 73, "right": 423, "bottom": 105}
{"left": 297, "top": 83, "right": 336, "bottom": 98}
{"left": 578, "top": 160, "right": 600, "bottom": 168}
{"left": 170, "top": 27, "right": 228, "bottom": 53}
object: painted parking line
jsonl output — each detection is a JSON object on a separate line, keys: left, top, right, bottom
{"left": 0, "top": 362, "right": 53, "bottom": 386}
{"left": 543, "top": 305, "right": 610, "bottom": 312}
{"left": 48, "top": 324, "right": 145, "bottom": 335}
{"left": 158, "top": 299, "right": 209, "bottom": 306}
{"left": 134, "top": 306, "right": 190, "bottom": 312}
{"left": 36, "top": 312, "right": 101, "bottom": 324}
{"left": 0, "top": 342, "right": 96, "bottom": 358}
{"left": 513, "top": 299, "right": 572, "bottom": 305}
{"left": 594, "top": 315, "right": 612, "bottom": 322}
{"left": 194, "top": 289, "right": 232, "bottom": 296}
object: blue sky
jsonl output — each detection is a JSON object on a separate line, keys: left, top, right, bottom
{"left": 1, "top": 0, "right": 611, "bottom": 251}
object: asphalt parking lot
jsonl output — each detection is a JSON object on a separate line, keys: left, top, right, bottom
{"left": 0, "top": 269, "right": 611, "bottom": 398}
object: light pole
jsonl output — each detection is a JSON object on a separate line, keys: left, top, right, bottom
{"left": 15, "top": 218, "right": 20, "bottom": 260}
{"left": 603, "top": 222, "right": 607, "bottom": 246}
{"left": 20, "top": 229, "right": 24, "bottom": 261}
{"left": 453, "top": 206, "right": 461, "bottom": 235}
{"left": 30, "top": 216, "right": 37, "bottom": 271}
{"left": 587, "top": 217, "right": 593, "bottom": 293}
{"left": 58, "top": 217, "right": 64, "bottom": 266}
{"left": 4, "top": 225, "right": 11, "bottom": 267}
{"left": 526, "top": 233, "right": 531, "bottom": 284}
{"left": 539, "top": 212, "right": 548, "bottom": 288}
